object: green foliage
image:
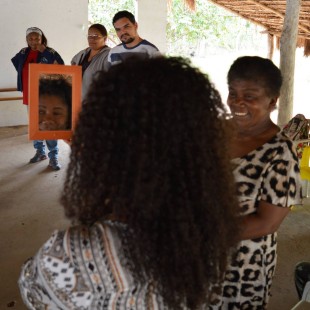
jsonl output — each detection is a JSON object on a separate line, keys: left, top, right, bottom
{"left": 88, "top": 0, "right": 135, "bottom": 45}
{"left": 167, "top": 0, "right": 265, "bottom": 56}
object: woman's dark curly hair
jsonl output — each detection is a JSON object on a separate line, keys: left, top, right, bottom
{"left": 61, "top": 56, "right": 240, "bottom": 309}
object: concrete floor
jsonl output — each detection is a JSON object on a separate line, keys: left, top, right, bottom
{"left": 0, "top": 126, "right": 309, "bottom": 310}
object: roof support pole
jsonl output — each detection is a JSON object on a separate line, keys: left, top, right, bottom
{"left": 267, "top": 33, "right": 274, "bottom": 60}
{"left": 277, "top": 0, "right": 301, "bottom": 126}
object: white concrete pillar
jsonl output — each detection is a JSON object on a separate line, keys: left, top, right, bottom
{"left": 135, "top": 0, "right": 167, "bottom": 53}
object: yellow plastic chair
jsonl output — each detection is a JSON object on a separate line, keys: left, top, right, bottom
{"left": 300, "top": 146, "right": 310, "bottom": 181}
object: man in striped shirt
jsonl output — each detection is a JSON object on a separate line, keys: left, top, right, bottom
{"left": 107, "top": 10, "right": 161, "bottom": 67}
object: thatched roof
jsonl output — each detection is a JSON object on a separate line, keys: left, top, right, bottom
{"left": 186, "top": 0, "right": 310, "bottom": 55}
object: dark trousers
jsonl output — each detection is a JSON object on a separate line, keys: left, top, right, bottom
{"left": 295, "top": 262, "right": 310, "bottom": 299}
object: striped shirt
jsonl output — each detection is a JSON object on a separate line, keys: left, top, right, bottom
{"left": 107, "top": 40, "right": 161, "bottom": 67}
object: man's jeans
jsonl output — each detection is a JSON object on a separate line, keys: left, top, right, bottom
{"left": 33, "top": 140, "right": 58, "bottom": 159}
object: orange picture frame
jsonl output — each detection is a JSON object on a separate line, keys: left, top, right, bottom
{"left": 28, "top": 63, "right": 82, "bottom": 140}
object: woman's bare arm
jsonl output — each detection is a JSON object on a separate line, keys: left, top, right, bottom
{"left": 240, "top": 200, "right": 291, "bottom": 240}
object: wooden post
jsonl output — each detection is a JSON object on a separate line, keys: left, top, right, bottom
{"left": 278, "top": 0, "right": 301, "bottom": 126}
{"left": 267, "top": 33, "right": 274, "bottom": 60}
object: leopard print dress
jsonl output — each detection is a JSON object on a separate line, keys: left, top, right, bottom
{"left": 209, "top": 131, "right": 302, "bottom": 310}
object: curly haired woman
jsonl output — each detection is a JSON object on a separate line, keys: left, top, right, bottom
{"left": 19, "top": 57, "right": 240, "bottom": 309}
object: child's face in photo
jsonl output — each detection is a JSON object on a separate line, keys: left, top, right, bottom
{"left": 39, "top": 95, "right": 69, "bottom": 131}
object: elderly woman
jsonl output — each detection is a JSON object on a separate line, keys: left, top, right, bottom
{"left": 18, "top": 57, "right": 241, "bottom": 309}
{"left": 210, "top": 56, "right": 303, "bottom": 309}
{"left": 11, "top": 27, "right": 64, "bottom": 170}
{"left": 71, "top": 23, "right": 110, "bottom": 100}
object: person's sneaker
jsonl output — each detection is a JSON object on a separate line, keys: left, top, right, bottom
{"left": 49, "top": 158, "right": 61, "bottom": 171}
{"left": 29, "top": 152, "right": 47, "bottom": 163}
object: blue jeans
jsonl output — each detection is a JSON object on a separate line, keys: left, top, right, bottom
{"left": 33, "top": 140, "right": 58, "bottom": 159}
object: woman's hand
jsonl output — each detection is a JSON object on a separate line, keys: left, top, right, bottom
{"left": 240, "top": 200, "right": 291, "bottom": 240}
{"left": 37, "top": 44, "right": 46, "bottom": 53}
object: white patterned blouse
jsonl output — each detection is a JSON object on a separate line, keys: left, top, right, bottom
{"left": 19, "top": 221, "right": 166, "bottom": 310}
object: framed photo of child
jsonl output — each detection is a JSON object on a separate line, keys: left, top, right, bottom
{"left": 28, "top": 64, "right": 82, "bottom": 140}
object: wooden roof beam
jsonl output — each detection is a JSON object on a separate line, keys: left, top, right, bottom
{"left": 246, "top": 0, "right": 286, "bottom": 19}
{"left": 209, "top": 0, "right": 310, "bottom": 35}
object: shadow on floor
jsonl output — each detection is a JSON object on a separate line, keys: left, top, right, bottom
{"left": 0, "top": 126, "right": 309, "bottom": 310}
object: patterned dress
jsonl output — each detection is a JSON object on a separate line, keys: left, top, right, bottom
{"left": 19, "top": 221, "right": 165, "bottom": 309}
{"left": 209, "top": 131, "right": 302, "bottom": 310}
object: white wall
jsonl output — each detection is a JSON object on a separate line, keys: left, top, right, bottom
{"left": 136, "top": 0, "right": 167, "bottom": 53}
{"left": 1, "top": 0, "right": 88, "bottom": 126}
{"left": 1, "top": 0, "right": 167, "bottom": 127}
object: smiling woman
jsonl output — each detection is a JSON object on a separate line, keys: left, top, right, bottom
{"left": 208, "top": 56, "right": 303, "bottom": 309}
{"left": 39, "top": 74, "right": 72, "bottom": 131}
